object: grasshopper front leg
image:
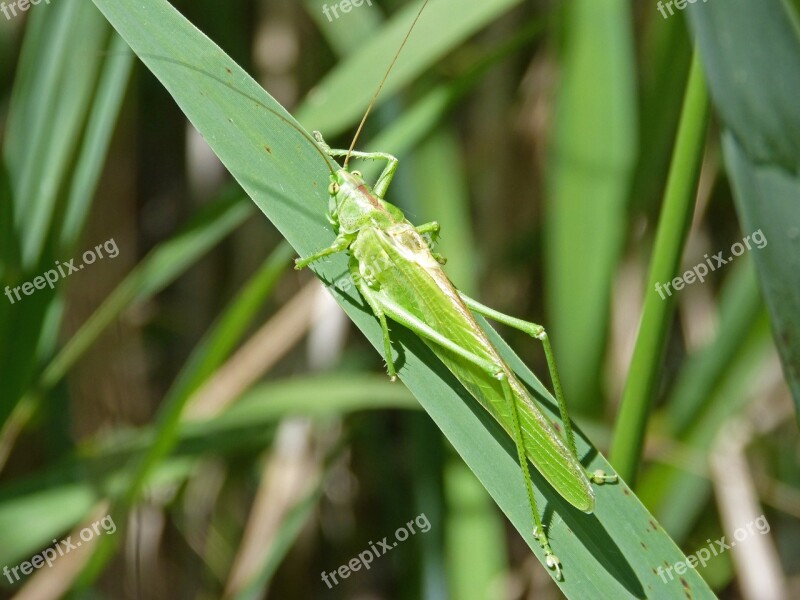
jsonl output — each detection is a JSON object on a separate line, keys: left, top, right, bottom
{"left": 313, "top": 131, "right": 398, "bottom": 198}
{"left": 294, "top": 233, "right": 351, "bottom": 270}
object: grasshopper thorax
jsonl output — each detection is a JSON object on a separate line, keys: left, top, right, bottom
{"left": 327, "top": 169, "right": 396, "bottom": 235}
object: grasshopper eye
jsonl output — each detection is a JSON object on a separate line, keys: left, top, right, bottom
{"left": 328, "top": 182, "right": 340, "bottom": 195}
{"left": 351, "top": 170, "right": 362, "bottom": 178}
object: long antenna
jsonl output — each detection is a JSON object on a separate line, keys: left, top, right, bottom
{"left": 343, "top": 0, "right": 431, "bottom": 169}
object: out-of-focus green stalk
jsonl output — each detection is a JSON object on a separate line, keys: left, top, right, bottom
{"left": 546, "top": 0, "right": 637, "bottom": 414}
{"left": 610, "top": 53, "right": 709, "bottom": 483}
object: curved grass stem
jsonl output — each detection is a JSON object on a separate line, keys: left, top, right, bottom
{"left": 610, "top": 53, "right": 709, "bottom": 483}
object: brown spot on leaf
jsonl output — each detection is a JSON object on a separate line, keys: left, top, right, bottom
{"left": 640, "top": 542, "right": 648, "bottom": 550}
{"left": 681, "top": 578, "right": 689, "bottom": 589}
{"left": 649, "top": 519, "right": 658, "bottom": 531}
{"left": 225, "top": 67, "right": 232, "bottom": 74}
{"left": 623, "top": 488, "right": 630, "bottom": 496}
{"left": 264, "top": 145, "right": 272, "bottom": 154}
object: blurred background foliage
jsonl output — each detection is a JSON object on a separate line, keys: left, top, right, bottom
{"left": 0, "top": 0, "right": 798, "bottom": 598}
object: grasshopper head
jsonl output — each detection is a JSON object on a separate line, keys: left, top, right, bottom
{"left": 327, "top": 169, "right": 391, "bottom": 234}
{"left": 327, "top": 169, "right": 365, "bottom": 199}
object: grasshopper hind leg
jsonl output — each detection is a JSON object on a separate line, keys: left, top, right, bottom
{"left": 456, "top": 292, "right": 618, "bottom": 487}
{"left": 348, "top": 289, "right": 565, "bottom": 579}
{"left": 376, "top": 309, "right": 397, "bottom": 381}
{"left": 495, "top": 369, "right": 563, "bottom": 579}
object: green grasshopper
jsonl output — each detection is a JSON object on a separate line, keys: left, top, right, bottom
{"left": 293, "top": 0, "right": 616, "bottom": 579}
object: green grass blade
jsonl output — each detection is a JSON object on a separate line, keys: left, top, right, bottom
{"left": 687, "top": 0, "right": 800, "bottom": 417}
{"left": 444, "top": 461, "right": 506, "bottom": 600}
{"left": 545, "top": 0, "right": 637, "bottom": 413}
{"left": 60, "top": 33, "right": 134, "bottom": 247}
{"left": 4, "top": 1, "right": 109, "bottom": 267}
{"left": 629, "top": 9, "right": 691, "bottom": 213}
{"left": 610, "top": 54, "right": 709, "bottom": 483}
